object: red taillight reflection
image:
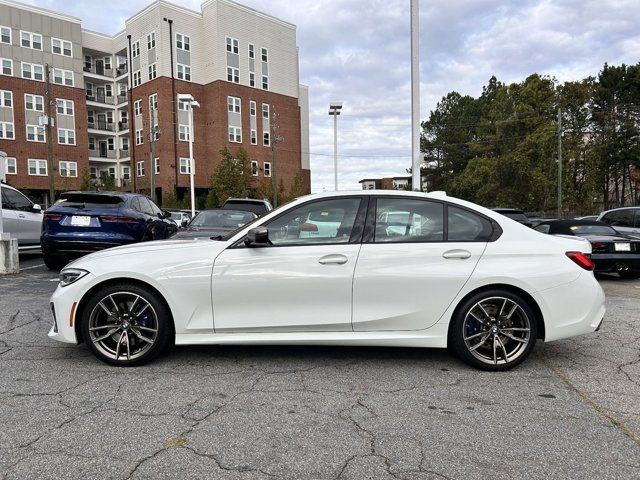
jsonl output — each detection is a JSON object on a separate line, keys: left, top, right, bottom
{"left": 590, "top": 241, "right": 605, "bottom": 249}
{"left": 300, "top": 222, "right": 318, "bottom": 232}
{"left": 101, "top": 216, "right": 138, "bottom": 223}
{"left": 44, "top": 213, "right": 62, "bottom": 221}
{"left": 566, "top": 251, "right": 595, "bottom": 271}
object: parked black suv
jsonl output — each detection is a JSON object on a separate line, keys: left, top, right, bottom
{"left": 221, "top": 198, "right": 273, "bottom": 216}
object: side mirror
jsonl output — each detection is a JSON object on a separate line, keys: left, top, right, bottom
{"left": 32, "top": 204, "right": 42, "bottom": 213}
{"left": 181, "top": 218, "right": 189, "bottom": 228}
{"left": 245, "top": 227, "right": 271, "bottom": 247}
{"left": 162, "top": 210, "right": 172, "bottom": 219}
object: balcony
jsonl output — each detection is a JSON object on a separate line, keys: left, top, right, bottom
{"left": 83, "top": 63, "right": 128, "bottom": 78}
{"left": 86, "top": 93, "right": 116, "bottom": 105}
{"left": 118, "top": 121, "right": 129, "bottom": 132}
{"left": 87, "top": 120, "right": 115, "bottom": 132}
{"left": 88, "top": 148, "right": 130, "bottom": 159}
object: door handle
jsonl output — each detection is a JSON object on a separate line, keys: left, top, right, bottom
{"left": 18, "top": 214, "right": 25, "bottom": 218}
{"left": 318, "top": 254, "right": 348, "bottom": 265}
{"left": 443, "top": 249, "right": 472, "bottom": 259}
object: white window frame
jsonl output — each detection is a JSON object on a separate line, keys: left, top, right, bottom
{"left": 24, "top": 93, "right": 44, "bottom": 112}
{"left": 251, "top": 160, "right": 258, "bottom": 176}
{"left": 0, "top": 25, "right": 11, "bottom": 45}
{"left": 20, "top": 31, "right": 42, "bottom": 50}
{"left": 133, "top": 70, "right": 141, "bottom": 87}
{"left": 134, "top": 99, "right": 142, "bottom": 116}
{"left": 132, "top": 41, "right": 140, "bottom": 58}
{"left": 249, "top": 72, "right": 255, "bottom": 87}
{"left": 262, "top": 75, "right": 269, "bottom": 90}
{"left": 0, "top": 89, "right": 12, "bottom": 107}
{"left": 135, "top": 129, "right": 143, "bottom": 145}
{"left": 26, "top": 125, "right": 45, "bottom": 142}
{"left": 59, "top": 161, "right": 78, "bottom": 178}
{"left": 179, "top": 157, "right": 191, "bottom": 174}
{"left": 227, "top": 67, "right": 239, "bottom": 83}
{"left": 56, "top": 99, "right": 74, "bottom": 116}
{"left": 178, "top": 124, "right": 190, "bottom": 141}
{"left": 250, "top": 129, "right": 257, "bottom": 145}
{"left": 136, "top": 160, "right": 145, "bottom": 177}
{"left": 177, "top": 64, "right": 191, "bottom": 81}
{"left": 263, "top": 161, "right": 271, "bottom": 177}
{"left": 122, "top": 166, "right": 131, "bottom": 180}
{"left": 53, "top": 68, "right": 74, "bottom": 87}
{"left": 58, "top": 128, "right": 76, "bottom": 145}
{"left": 178, "top": 99, "right": 189, "bottom": 111}
{"left": 0, "top": 121, "right": 14, "bottom": 140}
{"left": 4, "top": 157, "right": 17, "bottom": 175}
{"left": 176, "top": 33, "right": 190, "bottom": 51}
{"left": 28, "top": 159, "right": 47, "bottom": 176}
{"left": 21, "top": 62, "right": 44, "bottom": 81}
{"left": 147, "top": 31, "right": 156, "bottom": 50}
{"left": 227, "top": 96, "right": 241, "bottom": 113}
{"left": 261, "top": 47, "right": 268, "bottom": 63}
{"left": 248, "top": 43, "right": 255, "bottom": 59}
{"left": 228, "top": 126, "right": 242, "bottom": 143}
{"left": 226, "top": 36, "right": 239, "bottom": 54}
{"left": 154, "top": 157, "right": 160, "bottom": 175}
{"left": 148, "top": 63, "right": 157, "bottom": 80}
{"left": 51, "top": 37, "right": 72, "bottom": 57}
{"left": 1, "top": 58, "right": 13, "bottom": 76}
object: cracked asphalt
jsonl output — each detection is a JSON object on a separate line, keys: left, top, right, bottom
{"left": 1, "top": 257, "right": 639, "bottom": 479}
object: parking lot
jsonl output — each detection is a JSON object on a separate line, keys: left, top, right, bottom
{"left": 0, "top": 255, "right": 639, "bottom": 480}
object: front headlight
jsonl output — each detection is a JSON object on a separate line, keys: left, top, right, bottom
{"left": 59, "top": 268, "right": 89, "bottom": 287}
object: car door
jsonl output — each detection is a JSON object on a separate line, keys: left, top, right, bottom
{"left": 352, "top": 197, "right": 494, "bottom": 331}
{"left": 1, "top": 187, "right": 42, "bottom": 245}
{"left": 211, "top": 196, "right": 366, "bottom": 332}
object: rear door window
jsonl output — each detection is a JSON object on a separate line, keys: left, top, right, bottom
{"left": 448, "top": 206, "right": 494, "bottom": 241}
{"left": 374, "top": 198, "right": 444, "bottom": 243}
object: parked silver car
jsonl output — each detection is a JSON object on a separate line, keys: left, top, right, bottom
{"left": 0, "top": 184, "right": 43, "bottom": 249}
{"left": 597, "top": 207, "right": 640, "bottom": 236}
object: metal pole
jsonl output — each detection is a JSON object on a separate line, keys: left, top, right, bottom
{"left": 0, "top": 151, "right": 6, "bottom": 234}
{"left": 127, "top": 34, "right": 137, "bottom": 192}
{"left": 271, "top": 142, "right": 277, "bottom": 208}
{"left": 188, "top": 103, "right": 195, "bottom": 218}
{"left": 149, "top": 106, "right": 157, "bottom": 202}
{"left": 333, "top": 112, "right": 338, "bottom": 191}
{"left": 45, "top": 64, "right": 55, "bottom": 203}
{"left": 163, "top": 18, "right": 179, "bottom": 194}
{"left": 557, "top": 107, "right": 562, "bottom": 219}
{"left": 410, "top": 0, "right": 421, "bottom": 191}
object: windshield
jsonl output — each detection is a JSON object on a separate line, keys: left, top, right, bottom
{"left": 169, "top": 212, "right": 184, "bottom": 220}
{"left": 571, "top": 224, "right": 618, "bottom": 235}
{"left": 190, "top": 210, "right": 255, "bottom": 229}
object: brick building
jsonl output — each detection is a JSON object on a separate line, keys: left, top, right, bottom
{"left": 0, "top": 0, "right": 310, "bottom": 205}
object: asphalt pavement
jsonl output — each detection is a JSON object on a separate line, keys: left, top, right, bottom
{"left": 0, "top": 255, "right": 638, "bottom": 479}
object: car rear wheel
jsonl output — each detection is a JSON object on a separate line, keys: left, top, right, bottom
{"left": 80, "top": 283, "right": 172, "bottom": 366}
{"left": 43, "top": 252, "right": 68, "bottom": 271}
{"left": 449, "top": 290, "right": 537, "bottom": 371}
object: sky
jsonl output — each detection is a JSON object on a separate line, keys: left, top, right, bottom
{"left": 22, "top": 0, "right": 640, "bottom": 192}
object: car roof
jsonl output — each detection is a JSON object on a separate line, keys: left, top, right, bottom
{"left": 600, "top": 206, "right": 639, "bottom": 214}
{"left": 197, "top": 208, "right": 255, "bottom": 214}
{"left": 224, "top": 198, "right": 270, "bottom": 204}
{"left": 490, "top": 207, "right": 525, "bottom": 213}
{"left": 538, "top": 219, "right": 611, "bottom": 227}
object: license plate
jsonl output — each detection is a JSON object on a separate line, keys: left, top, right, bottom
{"left": 614, "top": 242, "right": 631, "bottom": 252}
{"left": 71, "top": 215, "right": 91, "bottom": 227}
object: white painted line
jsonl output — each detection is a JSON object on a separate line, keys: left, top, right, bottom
{"left": 21, "top": 264, "right": 45, "bottom": 270}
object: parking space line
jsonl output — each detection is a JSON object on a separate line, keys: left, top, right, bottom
{"left": 20, "top": 264, "right": 46, "bottom": 270}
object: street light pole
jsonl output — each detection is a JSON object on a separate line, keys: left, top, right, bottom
{"left": 410, "top": 0, "right": 421, "bottom": 192}
{"left": 328, "top": 102, "right": 342, "bottom": 191}
{"left": 0, "top": 150, "right": 6, "bottom": 234}
{"left": 177, "top": 94, "right": 199, "bottom": 218}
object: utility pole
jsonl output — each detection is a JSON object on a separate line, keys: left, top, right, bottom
{"left": 45, "top": 64, "right": 55, "bottom": 205}
{"left": 410, "top": 0, "right": 421, "bottom": 192}
{"left": 328, "top": 103, "right": 342, "bottom": 190}
{"left": 270, "top": 109, "right": 284, "bottom": 208}
{"left": 149, "top": 106, "right": 158, "bottom": 202}
{"left": 557, "top": 107, "right": 562, "bottom": 219}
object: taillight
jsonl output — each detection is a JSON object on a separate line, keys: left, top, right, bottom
{"left": 566, "top": 251, "right": 595, "bottom": 271}
{"left": 590, "top": 241, "right": 605, "bottom": 249}
{"left": 44, "top": 213, "right": 62, "bottom": 221}
{"left": 101, "top": 216, "right": 138, "bottom": 223}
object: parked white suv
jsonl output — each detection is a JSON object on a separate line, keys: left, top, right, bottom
{"left": 0, "top": 183, "right": 43, "bottom": 249}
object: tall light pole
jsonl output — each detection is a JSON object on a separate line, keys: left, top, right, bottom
{"left": 177, "top": 94, "right": 199, "bottom": 218}
{"left": 328, "top": 102, "right": 342, "bottom": 191}
{"left": 0, "top": 150, "right": 6, "bottom": 234}
{"left": 410, "top": 0, "right": 421, "bottom": 191}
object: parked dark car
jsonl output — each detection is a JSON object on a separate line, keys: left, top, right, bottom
{"left": 171, "top": 209, "right": 257, "bottom": 240}
{"left": 222, "top": 198, "right": 273, "bottom": 216}
{"left": 41, "top": 191, "right": 177, "bottom": 269}
{"left": 534, "top": 219, "right": 640, "bottom": 279}
{"left": 490, "top": 208, "right": 534, "bottom": 228}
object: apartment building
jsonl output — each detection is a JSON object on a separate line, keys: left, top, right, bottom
{"left": 0, "top": 0, "right": 310, "bottom": 204}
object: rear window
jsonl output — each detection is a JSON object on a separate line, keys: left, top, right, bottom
{"left": 55, "top": 193, "right": 124, "bottom": 210}
{"left": 223, "top": 201, "right": 266, "bottom": 214}
{"left": 569, "top": 224, "right": 617, "bottom": 235}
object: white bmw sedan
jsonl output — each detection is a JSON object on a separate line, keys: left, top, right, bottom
{"left": 48, "top": 191, "right": 605, "bottom": 371}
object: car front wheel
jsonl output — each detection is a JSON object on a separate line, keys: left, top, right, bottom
{"left": 80, "top": 283, "right": 172, "bottom": 366}
{"left": 449, "top": 290, "right": 538, "bottom": 371}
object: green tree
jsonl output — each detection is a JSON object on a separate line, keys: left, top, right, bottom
{"left": 285, "top": 172, "right": 306, "bottom": 202}
{"left": 209, "top": 147, "right": 253, "bottom": 206}
{"left": 79, "top": 169, "right": 93, "bottom": 191}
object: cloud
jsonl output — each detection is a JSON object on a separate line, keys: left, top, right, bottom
{"left": 19, "top": 0, "right": 640, "bottom": 192}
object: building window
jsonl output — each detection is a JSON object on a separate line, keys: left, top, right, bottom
{"left": 227, "top": 67, "right": 239, "bottom": 83}
{"left": 179, "top": 124, "right": 190, "bottom": 141}
{"left": 177, "top": 64, "right": 191, "bottom": 81}
{"left": 263, "top": 162, "right": 271, "bottom": 177}
{"left": 132, "top": 41, "right": 140, "bottom": 57}
{"left": 178, "top": 99, "right": 189, "bottom": 111}
{"left": 122, "top": 166, "right": 131, "bottom": 180}
{"left": 4, "top": 157, "right": 17, "bottom": 175}
{"left": 51, "top": 38, "right": 72, "bottom": 57}
{"left": 88, "top": 137, "right": 95, "bottom": 150}
{"left": 251, "top": 129, "right": 257, "bottom": 145}
{"left": 261, "top": 47, "right": 268, "bottom": 63}
{"left": 20, "top": 31, "right": 42, "bottom": 50}
{"left": 262, "top": 75, "right": 269, "bottom": 90}
{"left": 135, "top": 129, "right": 143, "bottom": 145}
{"left": 248, "top": 43, "right": 255, "bottom": 59}
{"left": 122, "top": 137, "right": 129, "bottom": 151}
{"left": 249, "top": 72, "right": 255, "bottom": 87}
{"left": 53, "top": 68, "right": 74, "bottom": 87}
{"left": 0, "top": 26, "right": 11, "bottom": 45}
{"left": 84, "top": 55, "right": 92, "bottom": 70}
{"left": 176, "top": 33, "right": 190, "bottom": 51}
{"left": 149, "top": 93, "right": 158, "bottom": 110}
{"left": 21, "top": 62, "right": 44, "bottom": 81}
{"left": 263, "top": 132, "right": 270, "bottom": 146}
{"left": 228, "top": 126, "right": 242, "bottom": 143}
{"left": 0, "top": 90, "right": 12, "bottom": 107}
{"left": 148, "top": 63, "right": 157, "bottom": 80}
{"left": 227, "top": 96, "right": 241, "bottom": 113}
{"left": 136, "top": 161, "right": 145, "bottom": 177}
{"left": 133, "top": 70, "right": 141, "bottom": 87}
{"left": 56, "top": 99, "right": 74, "bottom": 116}
{"left": 28, "top": 159, "right": 47, "bottom": 176}
{"left": 179, "top": 157, "right": 191, "bottom": 174}
{"left": 147, "top": 32, "right": 156, "bottom": 50}
{"left": 59, "top": 161, "right": 77, "bottom": 177}
{"left": 134, "top": 99, "right": 142, "bottom": 116}
{"left": 26, "top": 125, "right": 45, "bottom": 142}
{"left": 251, "top": 160, "right": 258, "bottom": 176}
{"left": 1, "top": 58, "right": 12, "bottom": 76}
{"left": 262, "top": 103, "right": 270, "bottom": 119}
{"left": 58, "top": 128, "right": 75, "bottom": 145}
{"left": 24, "top": 94, "right": 44, "bottom": 111}
{"left": 0, "top": 122, "right": 14, "bottom": 139}
{"left": 226, "top": 37, "right": 239, "bottom": 54}
{"left": 107, "top": 138, "right": 115, "bottom": 150}
{"left": 154, "top": 157, "right": 160, "bottom": 175}
{"left": 249, "top": 101, "right": 256, "bottom": 117}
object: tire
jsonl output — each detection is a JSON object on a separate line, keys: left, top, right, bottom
{"left": 448, "top": 289, "right": 538, "bottom": 371}
{"left": 619, "top": 271, "right": 640, "bottom": 280}
{"left": 43, "top": 252, "right": 68, "bottom": 271}
{"left": 80, "top": 283, "right": 173, "bottom": 366}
